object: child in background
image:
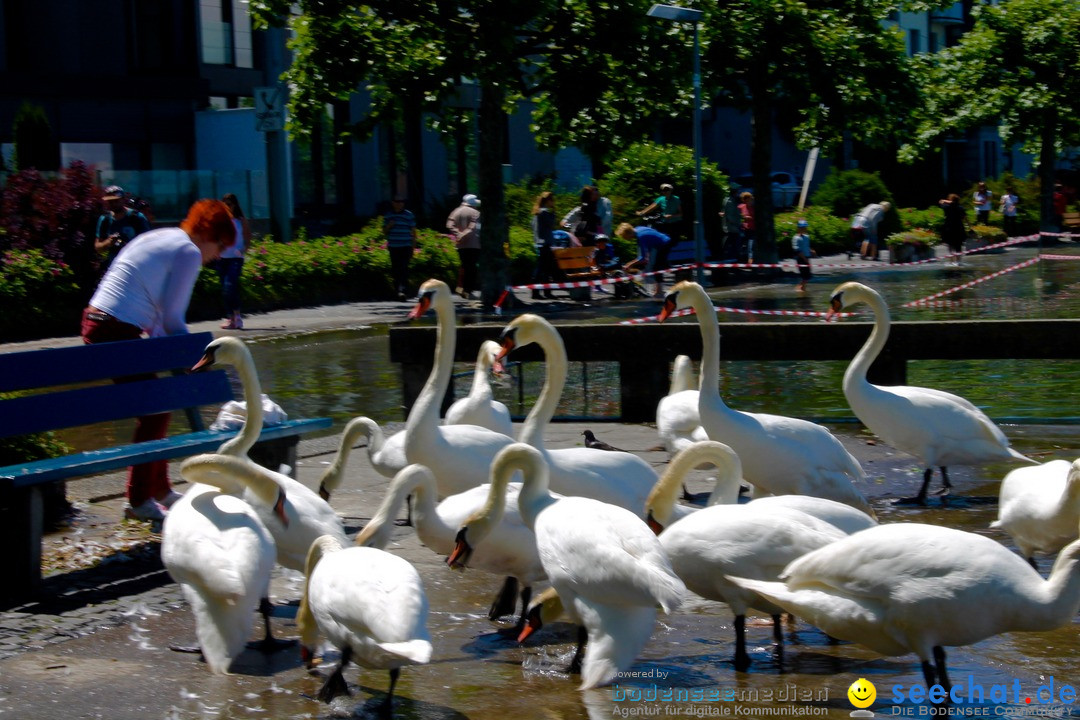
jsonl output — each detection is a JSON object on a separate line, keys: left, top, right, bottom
{"left": 792, "top": 219, "right": 813, "bottom": 292}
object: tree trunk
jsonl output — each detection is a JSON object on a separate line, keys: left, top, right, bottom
{"left": 404, "top": 99, "right": 426, "bottom": 220}
{"left": 749, "top": 72, "right": 777, "bottom": 264}
{"left": 476, "top": 82, "right": 509, "bottom": 309}
{"left": 1038, "top": 113, "right": 1057, "bottom": 234}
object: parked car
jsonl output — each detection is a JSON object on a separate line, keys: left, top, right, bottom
{"left": 729, "top": 171, "right": 805, "bottom": 209}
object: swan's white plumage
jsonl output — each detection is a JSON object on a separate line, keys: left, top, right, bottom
{"left": 661, "top": 282, "right": 871, "bottom": 514}
{"left": 161, "top": 456, "right": 277, "bottom": 674}
{"left": 356, "top": 464, "right": 545, "bottom": 587}
{"left": 445, "top": 339, "right": 514, "bottom": 437}
{"left": 731, "top": 523, "right": 1080, "bottom": 666}
{"left": 501, "top": 314, "right": 660, "bottom": 514}
{"left": 299, "top": 536, "right": 432, "bottom": 674}
{"left": 992, "top": 458, "right": 1080, "bottom": 563}
{"left": 656, "top": 355, "right": 708, "bottom": 456}
{"left": 828, "top": 281, "right": 1030, "bottom": 498}
{"left": 405, "top": 280, "right": 515, "bottom": 497}
{"left": 456, "top": 444, "right": 684, "bottom": 690}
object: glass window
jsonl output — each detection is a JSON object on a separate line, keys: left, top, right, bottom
{"left": 200, "top": 0, "right": 253, "bottom": 67}
{"left": 61, "top": 143, "right": 113, "bottom": 175}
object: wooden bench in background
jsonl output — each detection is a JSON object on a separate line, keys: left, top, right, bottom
{"left": 552, "top": 246, "right": 602, "bottom": 300}
{"left": 1063, "top": 211, "right": 1080, "bottom": 232}
{"left": 0, "top": 331, "right": 331, "bottom": 603}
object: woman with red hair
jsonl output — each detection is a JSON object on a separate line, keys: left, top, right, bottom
{"left": 81, "top": 198, "right": 235, "bottom": 525}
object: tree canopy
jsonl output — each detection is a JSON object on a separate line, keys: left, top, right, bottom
{"left": 902, "top": 0, "right": 1080, "bottom": 230}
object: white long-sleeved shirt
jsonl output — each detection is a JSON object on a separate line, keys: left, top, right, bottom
{"left": 89, "top": 227, "right": 202, "bottom": 337}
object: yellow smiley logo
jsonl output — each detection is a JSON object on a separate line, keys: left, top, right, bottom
{"left": 848, "top": 678, "right": 876, "bottom": 709}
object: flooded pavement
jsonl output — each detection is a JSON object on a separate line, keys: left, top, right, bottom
{"left": 2, "top": 421, "right": 1079, "bottom": 720}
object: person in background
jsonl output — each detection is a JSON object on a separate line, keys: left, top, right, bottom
{"left": 617, "top": 222, "right": 672, "bottom": 298}
{"left": 530, "top": 191, "right": 558, "bottom": 300}
{"left": 384, "top": 195, "right": 419, "bottom": 301}
{"left": 737, "top": 192, "right": 756, "bottom": 262}
{"left": 590, "top": 185, "right": 614, "bottom": 238}
{"left": 850, "top": 200, "right": 891, "bottom": 261}
{"left": 95, "top": 185, "right": 150, "bottom": 273}
{"left": 792, "top": 219, "right": 813, "bottom": 292}
{"left": 999, "top": 186, "right": 1019, "bottom": 237}
{"left": 81, "top": 199, "right": 236, "bottom": 526}
{"left": 218, "top": 193, "right": 251, "bottom": 329}
{"left": 1053, "top": 183, "right": 1068, "bottom": 233}
{"left": 938, "top": 193, "right": 967, "bottom": 261}
{"left": 637, "top": 183, "right": 683, "bottom": 243}
{"left": 447, "top": 194, "right": 482, "bottom": 299}
{"left": 973, "top": 181, "right": 993, "bottom": 226}
{"left": 562, "top": 186, "right": 601, "bottom": 246}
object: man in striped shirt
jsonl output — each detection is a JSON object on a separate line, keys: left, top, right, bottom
{"left": 384, "top": 195, "right": 419, "bottom": 301}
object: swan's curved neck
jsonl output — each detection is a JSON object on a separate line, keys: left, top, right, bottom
{"left": 1025, "top": 540, "right": 1080, "bottom": 629}
{"left": 298, "top": 535, "right": 343, "bottom": 650}
{"left": 670, "top": 356, "right": 695, "bottom": 394}
{"left": 220, "top": 350, "right": 264, "bottom": 457}
{"left": 648, "top": 444, "right": 741, "bottom": 524}
{"left": 520, "top": 327, "right": 568, "bottom": 448}
{"left": 182, "top": 454, "right": 279, "bottom": 506}
{"left": 409, "top": 295, "right": 455, "bottom": 435}
{"left": 319, "top": 417, "right": 378, "bottom": 494}
{"left": 846, "top": 290, "right": 890, "bottom": 388}
{"left": 356, "top": 467, "right": 442, "bottom": 547}
{"left": 688, "top": 291, "right": 723, "bottom": 405}
{"left": 468, "top": 351, "right": 493, "bottom": 400}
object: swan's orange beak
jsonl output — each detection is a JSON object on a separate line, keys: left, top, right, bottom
{"left": 408, "top": 293, "right": 432, "bottom": 320}
{"left": 492, "top": 358, "right": 505, "bottom": 375}
{"left": 825, "top": 295, "right": 843, "bottom": 322}
{"left": 497, "top": 327, "right": 517, "bottom": 362}
{"left": 446, "top": 528, "right": 472, "bottom": 571}
{"left": 657, "top": 294, "right": 679, "bottom": 323}
{"left": 274, "top": 489, "right": 290, "bottom": 528}
{"left": 517, "top": 610, "right": 543, "bottom": 643}
{"left": 300, "top": 645, "right": 319, "bottom": 669}
{"left": 191, "top": 348, "right": 216, "bottom": 372}
{"left": 317, "top": 483, "right": 330, "bottom": 502}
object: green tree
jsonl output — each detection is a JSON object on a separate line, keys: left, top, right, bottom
{"left": 698, "top": 0, "right": 918, "bottom": 263}
{"left": 12, "top": 102, "right": 60, "bottom": 172}
{"left": 250, "top": 1, "right": 686, "bottom": 305}
{"left": 901, "top": 0, "right": 1080, "bottom": 232}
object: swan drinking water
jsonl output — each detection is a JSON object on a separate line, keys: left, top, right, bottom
{"left": 993, "top": 458, "right": 1080, "bottom": 569}
{"left": 448, "top": 443, "right": 685, "bottom": 690}
{"left": 826, "top": 281, "right": 1031, "bottom": 504}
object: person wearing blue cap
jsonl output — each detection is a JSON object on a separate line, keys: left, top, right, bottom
{"left": 792, "top": 219, "right": 813, "bottom": 292}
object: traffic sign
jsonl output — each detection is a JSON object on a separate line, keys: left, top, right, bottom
{"left": 254, "top": 85, "right": 286, "bottom": 132}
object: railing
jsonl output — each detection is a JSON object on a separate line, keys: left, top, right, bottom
{"left": 392, "top": 318, "right": 1080, "bottom": 422}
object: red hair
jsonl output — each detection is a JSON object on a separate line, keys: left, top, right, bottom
{"left": 181, "top": 199, "right": 236, "bottom": 247}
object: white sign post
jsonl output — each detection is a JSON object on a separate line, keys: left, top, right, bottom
{"left": 254, "top": 85, "right": 286, "bottom": 133}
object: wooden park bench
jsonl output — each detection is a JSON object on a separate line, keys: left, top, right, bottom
{"left": 552, "top": 246, "right": 603, "bottom": 300}
{"left": 1063, "top": 211, "right": 1080, "bottom": 233}
{"left": 0, "top": 331, "right": 331, "bottom": 604}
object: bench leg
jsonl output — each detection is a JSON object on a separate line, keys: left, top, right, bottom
{"left": 249, "top": 436, "right": 300, "bottom": 479}
{"left": 0, "top": 485, "right": 43, "bottom": 606}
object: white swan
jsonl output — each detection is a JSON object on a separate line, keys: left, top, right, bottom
{"left": 444, "top": 339, "right": 514, "bottom": 437}
{"left": 161, "top": 453, "right": 283, "bottom": 673}
{"left": 191, "top": 339, "right": 349, "bottom": 572}
{"left": 659, "top": 282, "right": 872, "bottom": 514}
{"left": 449, "top": 443, "right": 685, "bottom": 690}
{"left": 298, "top": 535, "right": 432, "bottom": 708}
{"left": 656, "top": 354, "right": 708, "bottom": 457}
{"left": 355, "top": 463, "right": 545, "bottom": 631}
{"left": 992, "top": 458, "right": 1080, "bottom": 568}
{"left": 497, "top": 314, "right": 661, "bottom": 514}
{"left": 405, "top": 279, "right": 516, "bottom": 496}
{"left": 645, "top": 440, "right": 876, "bottom": 535}
{"left": 316, "top": 416, "right": 408, "bottom": 500}
{"left": 730, "top": 522, "right": 1080, "bottom": 690}
{"left": 827, "top": 281, "right": 1032, "bottom": 504}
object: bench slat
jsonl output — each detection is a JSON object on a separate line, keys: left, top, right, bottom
{"left": 0, "top": 417, "right": 333, "bottom": 488}
{"left": 0, "top": 332, "right": 213, "bottom": 393}
{"left": 0, "top": 371, "right": 233, "bottom": 438}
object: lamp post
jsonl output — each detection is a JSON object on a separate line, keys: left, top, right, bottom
{"left": 646, "top": 3, "right": 705, "bottom": 286}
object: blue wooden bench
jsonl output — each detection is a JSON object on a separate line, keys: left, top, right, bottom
{"left": 0, "top": 331, "right": 331, "bottom": 604}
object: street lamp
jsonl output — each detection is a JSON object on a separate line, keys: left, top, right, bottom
{"left": 646, "top": 3, "right": 705, "bottom": 286}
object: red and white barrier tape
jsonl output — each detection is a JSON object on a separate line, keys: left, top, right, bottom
{"left": 1039, "top": 254, "right": 1080, "bottom": 261}
{"left": 618, "top": 305, "right": 845, "bottom": 325}
{"left": 900, "top": 257, "right": 1041, "bottom": 307}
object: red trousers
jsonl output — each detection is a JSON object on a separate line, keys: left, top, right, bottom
{"left": 81, "top": 308, "right": 172, "bottom": 506}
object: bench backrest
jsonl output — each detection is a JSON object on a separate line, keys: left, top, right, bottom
{"left": 0, "top": 332, "right": 230, "bottom": 439}
{"left": 552, "top": 246, "right": 598, "bottom": 274}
